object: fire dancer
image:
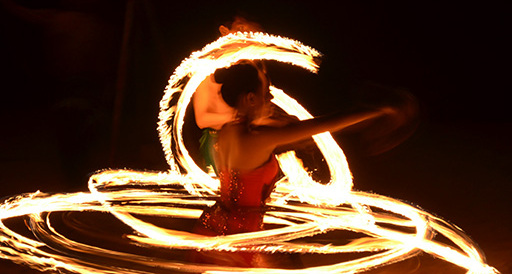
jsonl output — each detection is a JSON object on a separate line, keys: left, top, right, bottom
{"left": 192, "top": 61, "right": 399, "bottom": 267}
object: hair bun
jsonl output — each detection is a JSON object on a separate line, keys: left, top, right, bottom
{"left": 213, "top": 62, "right": 262, "bottom": 107}
{"left": 213, "top": 67, "right": 229, "bottom": 84}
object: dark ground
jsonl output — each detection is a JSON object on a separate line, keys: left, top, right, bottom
{"left": 1, "top": 1, "right": 509, "bottom": 273}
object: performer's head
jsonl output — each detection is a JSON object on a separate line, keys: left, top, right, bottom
{"left": 214, "top": 61, "right": 272, "bottom": 121}
{"left": 219, "top": 16, "right": 263, "bottom": 36}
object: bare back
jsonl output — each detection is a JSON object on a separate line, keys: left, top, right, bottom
{"left": 216, "top": 123, "right": 277, "bottom": 172}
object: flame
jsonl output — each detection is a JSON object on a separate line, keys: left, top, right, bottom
{"left": 0, "top": 32, "right": 500, "bottom": 273}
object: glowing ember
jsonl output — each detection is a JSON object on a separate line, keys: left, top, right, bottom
{"left": 0, "top": 32, "right": 500, "bottom": 273}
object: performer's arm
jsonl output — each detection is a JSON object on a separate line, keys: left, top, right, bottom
{"left": 252, "top": 107, "right": 396, "bottom": 150}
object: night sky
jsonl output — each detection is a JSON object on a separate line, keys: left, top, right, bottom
{"left": 0, "top": 1, "right": 510, "bottom": 273}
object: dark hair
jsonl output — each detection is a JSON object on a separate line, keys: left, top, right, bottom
{"left": 214, "top": 62, "right": 262, "bottom": 107}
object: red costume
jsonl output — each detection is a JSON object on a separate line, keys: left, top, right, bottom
{"left": 192, "top": 156, "right": 279, "bottom": 266}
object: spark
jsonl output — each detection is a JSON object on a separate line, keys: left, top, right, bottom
{"left": 0, "top": 32, "right": 500, "bottom": 274}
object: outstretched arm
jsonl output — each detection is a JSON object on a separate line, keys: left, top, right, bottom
{"left": 252, "top": 107, "right": 395, "bottom": 150}
{"left": 218, "top": 107, "right": 398, "bottom": 171}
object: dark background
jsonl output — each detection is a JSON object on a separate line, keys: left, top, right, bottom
{"left": 0, "top": 1, "right": 510, "bottom": 273}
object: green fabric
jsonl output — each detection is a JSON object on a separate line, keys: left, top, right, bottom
{"left": 199, "top": 128, "right": 219, "bottom": 175}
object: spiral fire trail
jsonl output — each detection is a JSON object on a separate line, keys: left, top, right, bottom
{"left": 0, "top": 32, "right": 499, "bottom": 273}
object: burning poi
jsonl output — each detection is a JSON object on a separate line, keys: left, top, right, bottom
{"left": 0, "top": 32, "right": 500, "bottom": 273}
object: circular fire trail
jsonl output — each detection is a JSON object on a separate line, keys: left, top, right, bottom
{"left": 0, "top": 32, "right": 500, "bottom": 273}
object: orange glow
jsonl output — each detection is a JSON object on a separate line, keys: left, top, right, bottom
{"left": 0, "top": 32, "right": 500, "bottom": 273}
